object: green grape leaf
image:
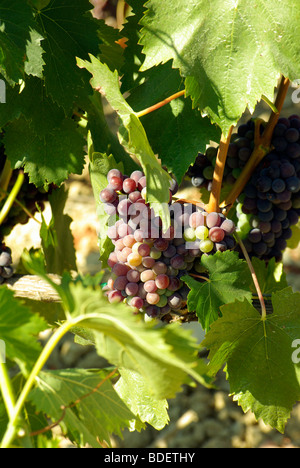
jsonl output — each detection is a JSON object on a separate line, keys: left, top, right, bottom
{"left": 115, "top": 368, "right": 169, "bottom": 431}
{"left": 202, "top": 288, "right": 300, "bottom": 433}
{"left": 3, "top": 116, "right": 85, "bottom": 187}
{"left": 0, "top": 287, "right": 47, "bottom": 374}
{"left": 24, "top": 29, "right": 45, "bottom": 79}
{"left": 287, "top": 223, "right": 300, "bottom": 250}
{"left": 127, "top": 62, "right": 221, "bottom": 183}
{"left": 250, "top": 257, "right": 288, "bottom": 296}
{"left": 22, "top": 250, "right": 209, "bottom": 401}
{"left": 0, "top": 0, "right": 35, "bottom": 83}
{"left": 182, "top": 251, "right": 252, "bottom": 331}
{"left": 28, "top": 368, "right": 136, "bottom": 447}
{"left": 139, "top": 0, "right": 300, "bottom": 135}
{"left": 77, "top": 55, "right": 172, "bottom": 231}
{"left": 34, "top": 0, "right": 100, "bottom": 112}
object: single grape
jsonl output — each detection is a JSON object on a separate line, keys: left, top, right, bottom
{"left": 220, "top": 218, "right": 235, "bottom": 234}
{"left": 146, "top": 292, "right": 160, "bottom": 305}
{"left": 127, "top": 252, "right": 143, "bottom": 267}
{"left": 199, "top": 239, "right": 214, "bottom": 253}
{"left": 195, "top": 226, "right": 209, "bottom": 240}
{"left": 209, "top": 227, "right": 225, "bottom": 243}
{"left": 100, "top": 188, "right": 117, "bottom": 203}
{"left": 140, "top": 269, "right": 156, "bottom": 282}
{"left": 155, "top": 274, "right": 170, "bottom": 290}
{"left": 206, "top": 212, "right": 222, "bottom": 228}
{"left": 126, "top": 269, "right": 140, "bottom": 283}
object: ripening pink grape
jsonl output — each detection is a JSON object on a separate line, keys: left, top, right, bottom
{"left": 115, "top": 238, "right": 125, "bottom": 251}
{"left": 109, "top": 176, "right": 123, "bottom": 191}
{"left": 125, "top": 282, "right": 139, "bottom": 297}
{"left": 189, "top": 211, "right": 205, "bottom": 229}
{"left": 123, "top": 178, "right": 137, "bottom": 193}
{"left": 142, "top": 256, "right": 155, "bottom": 269}
{"left": 112, "top": 263, "right": 130, "bottom": 277}
{"left": 118, "top": 223, "right": 133, "bottom": 238}
{"left": 114, "top": 276, "right": 128, "bottom": 291}
{"left": 107, "top": 252, "right": 118, "bottom": 268}
{"left": 140, "top": 269, "right": 156, "bottom": 282}
{"left": 144, "top": 280, "right": 158, "bottom": 293}
{"left": 108, "top": 290, "right": 123, "bottom": 303}
{"left": 209, "top": 227, "right": 225, "bottom": 243}
{"left": 152, "top": 261, "right": 167, "bottom": 275}
{"left": 100, "top": 188, "right": 117, "bottom": 204}
{"left": 130, "top": 296, "right": 144, "bottom": 310}
{"left": 126, "top": 269, "right": 140, "bottom": 283}
{"left": 137, "top": 243, "right": 151, "bottom": 257}
{"left": 129, "top": 191, "right": 142, "bottom": 203}
{"left": 116, "top": 247, "right": 132, "bottom": 263}
{"left": 130, "top": 170, "right": 144, "bottom": 183}
{"left": 206, "top": 212, "right": 222, "bottom": 228}
{"left": 123, "top": 235, "right": 136, "bottom": 248}
{"left": 155, "top": 274, "right": 170, "bottom": 290}
{"left": 107, "top": 169, "right": 122, "bottom": 182}
{"left": 146, "top": 292, "right": 160, "bottom": 305}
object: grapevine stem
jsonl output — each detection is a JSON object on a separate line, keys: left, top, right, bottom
{"left": 206, "top": 127, "right": 233, "bottom": 213}
{"left": 0, "top": 187, "right": 42, "bottom": 225}
{"left": 136, "top": 90, "right": 186, "bottom": 119}
{"left": 0, "top": 363, "right": 17, "bottom": 421}
{"left": 0, "top": 320, "right": 74, "bottom": 448}
{"left": 235, "top": 233, "right": 267, "bottom": 320}
{"left": 220, "top": 76, "right": 290, "bottom": 214}
{"left": 0, "top": 159, "right": 13, "bottom": 203}
{"left": 0, "top": 171, "right": 24, "bottom": 227}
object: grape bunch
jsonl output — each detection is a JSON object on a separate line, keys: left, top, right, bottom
{"left": 0, "top": 243, "right": 14, "bottom": 283}
{"left": 102, "top": 168, "right": 236, "bottom": 319}
{"left": 187, "top": 119, "right": 257, "bottom": 189}
{"left": 238, "top": 115, "right": 300, "bottom": 261}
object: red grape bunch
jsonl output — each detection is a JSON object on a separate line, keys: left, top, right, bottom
{"left": 101, "top": 168, "right": 236, "bottom": 319}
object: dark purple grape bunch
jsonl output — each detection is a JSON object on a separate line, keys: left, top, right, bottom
{"left": 101, "top": 167, "right": 237, "bottom": 319}
{"left": 187, "top": 119, "right": 257, "bottom": 189}
{"left": 0, "top": 244, "right": 14, "bottom": 284}
{"left": 241, "top": 115, "right": 300, "bottom": 261}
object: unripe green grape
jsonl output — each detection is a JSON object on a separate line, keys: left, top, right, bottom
{"left": 195, "top": 226, "right": 209, "bottom": 240}
{"left": 199, "top": 239, "right": 214, "bottom": 253}
{"left": 183, "top": 227, "right": 196, "bottom": 242}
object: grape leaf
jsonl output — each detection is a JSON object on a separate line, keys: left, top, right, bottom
{"left": 0, "top": 287, "right": 47, "bottom": 374}
{"left": 28, "top": 368, "right": 136, "bottom": 447}
{"left": 202, "top": 288, "right": 300, "bottom": 432}
{"left": 115, "top": 368, "right": 169, "bottom": 431}
{"left": 0, "top": 0, "right": 35, "bottom": 83}
{"left": 24, "top": 29, "right": 45, "bottom": 79}
{"left": 182, "top": 251, "right": 252, "bottom": 331}
{"left": 3, "top": 116, "right": 85, "bottom": 187}
{"left": 139, "top": 0, "right": 300, "bottom": 134}
{"left": 287, "top": 223, "right": 300, "bottom": 250}
{"left": 77, "top": 55, "right": 172, "bottom": 231}
{"left": 22, "top": 251, "right": 209, "bottom": 401}
{"left": 250, "top": 257, "right": 288, "bottom": 296}
{"left": 34, "top": 0, "right": 100, "bottom": 112}
{"left": 127, "top": 61, "right": 221, "bottom": 183}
